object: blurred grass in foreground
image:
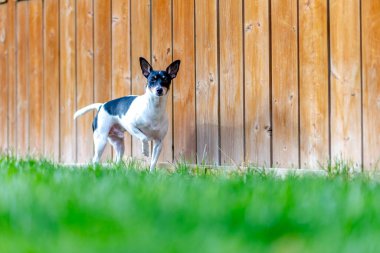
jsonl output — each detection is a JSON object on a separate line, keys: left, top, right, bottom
{"left": 1, "top": 156, "right": 380, "bottom": 253}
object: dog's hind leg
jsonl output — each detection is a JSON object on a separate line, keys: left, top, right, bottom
{"left": 93, "top": 132, "right": 108, "bottom": 163}
{"left": 108, "top": 135, "right": 125, "bottom": 163}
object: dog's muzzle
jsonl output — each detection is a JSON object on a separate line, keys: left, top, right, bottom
{"left": 156, "top": 87, "right": 164, "bottom": 96}
{"left": 155, "top": 87, "right": 166, "bottom": 96}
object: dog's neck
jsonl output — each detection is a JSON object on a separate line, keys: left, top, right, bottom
{"left": 143, "top": 87, "right": 168, "bottom": 114}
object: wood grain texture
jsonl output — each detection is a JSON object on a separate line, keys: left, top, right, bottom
{"left": 130, "top": 0, "right": 150, "bottom": 160}
{"left": 76, "top": 0, "right": 94, "bottom": 163}
{"left": 362, "top": 0, "right": 380, "bottom": 170}
{"left": 16, "top": 1, "right": 29, "bottom": 156}
{"left": 173, "top": 0, "right": 196, "bottom": 162}
{"left": 195, "top": 0, "right": 219, "bottom": 165}
{"left": 244, "top": 0, "right": 271, "bottom": 166}
{"left": 60, "top": 0, "right": 76, "bottom": 162}
{"left": 299, "top": 0, "right": 329, "bottom": 169}
{"left": 0, "top": 4, "right": 7, "bottom": 151}
{"left": 28, "top": 0, "right": 43, "bottom": 154}
{"left": 43, "top": 0, "right": 60, "bottom": 160}
{"left": 271, "top": 0, "right": 299, "bottom": 168}
{"left": 152, "top": 0, "right": 173, "bottom": 163}
{"left": 330, "top": 0, "right": 361, "bottom": 168}
{"left": 7, "top": 0, "right": 16, "bottom": 151}
{"left": 94, "top": 0, "right": 112, "bottom": 161}
{"left": 112, "top": 0, "right": 132, "bottom": 158}
{"left": 219, "top": 0, "right": 244, "bottom": 165}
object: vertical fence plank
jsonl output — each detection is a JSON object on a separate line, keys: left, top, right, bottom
{"left": 195, "top": 0, "right": 219, "bottom": 165}
{"left": 330, "top": 0, "right": 361, "bottom": 168}
{"left": 152, "top": 0, "right": 173, "bottom": 163}
{"left": 0, "top": 4, "right": 7, "bottom": 151}
{"left": 44, "top": 0, "right": 60, "bottom": 161}
{"left": 173, "top": 0, "right": 196, "bottom": 162}
{"left": 244, "top": 0, "right": 271, "bottom": 166}
{"left": 7, "top": 0, "right": 16, "bottom": 151}
{"left": 219, "top": 0, "right": 244, "bottom": 165}
{"left": 299, "top": 0, "right": 329, "bottom": 169}
{"left": 76, "top": 0, "right": 94, "bottom": 163}
{"left": 112, "top": 0, "right": 132, "bottom": 158}
{"left": 131, "top": 0, "right": 150, "bottom": 160}
{"left": 28, "top": 0, "right": 43, "bottom": 154}
{"left": 16, "top": 1, "right": 29, "bottom": 156}
{"left": 60, "top": 0, "right": 76, "bottom": 162}
{"left": 271, "top": 0, "right": 299, "bottom": 168}
{"left": 94, "top": 0, "right": 112, "bottom": 161}
{"left": 362, "top": 0, "right": 380, "bottom": 170}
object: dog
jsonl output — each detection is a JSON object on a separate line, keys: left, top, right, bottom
{"left": 74, "top": 57, "right": 180, "bottom": 171}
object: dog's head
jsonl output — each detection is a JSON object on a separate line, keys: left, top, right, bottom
{"left": 140, "top": 57, "right": 180, "bottom": 97}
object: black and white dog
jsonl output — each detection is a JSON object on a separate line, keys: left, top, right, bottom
{"left": 74, "top": 57, "right": 180, "bottom": 171}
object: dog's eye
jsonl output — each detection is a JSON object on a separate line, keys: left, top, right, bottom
{"left": 151, "top": 76, "right": 157, "bottom": 81}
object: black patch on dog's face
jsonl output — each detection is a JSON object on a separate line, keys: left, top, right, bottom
{"left": 92, "top": 105, "right": 102, "bottom": 131}
{"left": 147, "top": 71, "right": 172, "bottom": 90}
{"left": 103, "top": 96, "right": 138, "bottom": 118}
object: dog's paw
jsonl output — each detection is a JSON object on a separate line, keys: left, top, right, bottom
{"left": 142, "top": 141, "right": 149, "bottom": 157}
{"left": 142, "top": 148, "right": 149, "bottom": 157}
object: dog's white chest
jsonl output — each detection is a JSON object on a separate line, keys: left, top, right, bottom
{"left": 120, "top": 95, "right": 169, "bottom": 141}
{"left": 138, "top": 119, "right": 168, "bottom": 140}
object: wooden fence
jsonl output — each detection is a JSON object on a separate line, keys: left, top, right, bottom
{"left": 0, "top": 0, "right": 379, "bottom": 169}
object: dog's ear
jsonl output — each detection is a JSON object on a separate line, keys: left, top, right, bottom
{"left": 166, "top": 60, "right": 181, "bottom": 79}
{"left": 140, "top": 57, "right": 153, "bottom": 78}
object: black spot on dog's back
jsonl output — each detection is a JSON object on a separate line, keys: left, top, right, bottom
{"left": 92, "top": 105, "right": 102, "bottom": 131}
{"left": 103, "top": 96, "right": 138, "bottom": 118}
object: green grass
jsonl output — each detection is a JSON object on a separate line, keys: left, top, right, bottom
{"left": 1, "top": 156, "right": 380, "bottom": 253}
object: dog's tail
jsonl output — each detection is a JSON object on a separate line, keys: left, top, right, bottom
{"left": 73, "top": 103, "right": 103, "bottom": 120}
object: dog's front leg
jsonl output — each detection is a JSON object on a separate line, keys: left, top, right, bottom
{"left": 128, "top": 125, "right": 150, "bottom": 142}
{"left": 142, "top": 140, "right": 149, "bottom": 157}
{"left": 150, "top": 140, "right": 162, "bottom": 172}
{"left": 128, "top": 125, "right": 151, "bottom": 157}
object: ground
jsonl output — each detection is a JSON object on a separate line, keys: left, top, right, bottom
{"left": 0, "top": 156, "right": 380, "bottom": 253}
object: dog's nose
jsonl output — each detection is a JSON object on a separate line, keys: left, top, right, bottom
{"left": 157, "top": 87, "right": 163, "bottom": 95}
